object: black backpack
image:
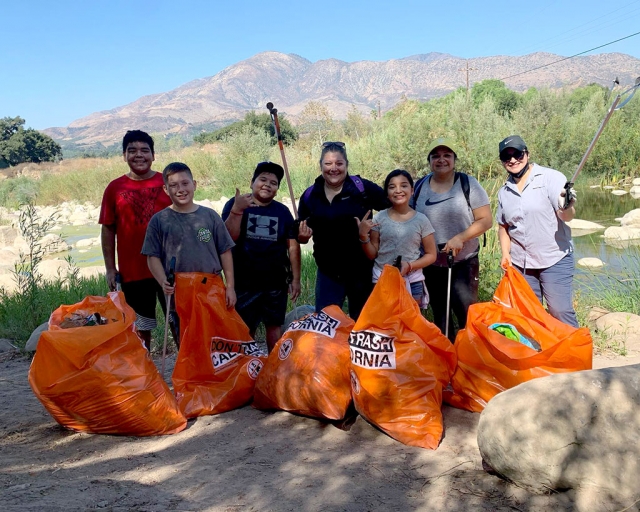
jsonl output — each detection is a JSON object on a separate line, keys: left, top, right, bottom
{"left": 413, "top": 172, "right": 486, "bottom": 248}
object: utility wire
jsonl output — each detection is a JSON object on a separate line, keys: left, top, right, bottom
{"left": 500, "top": 30, "right": 640, "bottom": 81}
{"left": 512, "top": 0, "right": 640, "bottom": 56}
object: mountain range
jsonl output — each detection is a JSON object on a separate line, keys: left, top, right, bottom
{"left": 44, "top": 51, "right": 640, "bottom": 148}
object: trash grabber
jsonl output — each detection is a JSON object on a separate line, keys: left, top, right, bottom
{"left": 445, "top": 250, "right": 454, "bottom": 340}
{"left": 563, "top": 76, "right": 640, "bottom": 208}
{"left": 266, "top": 102, "right": 298, "bottom": 218}
{"left": 160, "top": 256, "right": 176, "bottom": 378}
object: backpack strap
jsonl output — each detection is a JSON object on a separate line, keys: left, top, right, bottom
{"left": 301, "top": 185, "right": 314, "bottom": 205}
{"left": 350, "top": 174, "right": 366, "bottom": 194}
{"left": 457, "top": 172, "right": 472, "bottom": 210}
{"left": 411, "top": 174, "right": 431, "bottom": 208}
{"left": 456, "top": 172, "right": 486, "bottom": 248}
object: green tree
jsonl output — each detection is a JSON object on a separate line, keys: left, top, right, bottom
{"left": 194, "top": 111, "right": 298, "bottom": 146}
{"left": 471, "top": 79, "right": 521, "bottom": 116}
{"left": 0, "top": 117, "right": 62, "bottom": 166}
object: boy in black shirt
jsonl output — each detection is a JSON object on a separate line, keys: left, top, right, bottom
{"left": 222, "top": 162, "right": 301, "bottom": 352}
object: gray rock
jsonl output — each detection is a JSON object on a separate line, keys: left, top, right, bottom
{"left": 565, "top": 219, "right": 604, "bottom": 230}
{"left": 0, "top": 338, "right": 18, "bottom": 352}
{"left": 621, "top": 208, "right": 640, "bottom": 228}
{"left": 25, "top": 322, "right": 49, "bottom": 352}
{"left": 603, "top": 225, "right": 640, "bottom": 241}
{"left": 281, "top": 304, "right": 315, "bottom": 331}
{"left": 477, "top": 365, "right": 640, "bottom": 508}
{"left": 577, "top": 257, "right": 604, "bottom": 268}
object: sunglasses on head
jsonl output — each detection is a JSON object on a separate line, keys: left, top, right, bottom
{"left": 322, "top": 141, "right": 346, "bottom": 148}
{"left": 500, "top": 149, "right": 526, "bottom": 162}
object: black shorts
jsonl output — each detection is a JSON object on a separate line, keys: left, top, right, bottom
{"left": 121, "top": 278, "right": 165, "bottom": 331}
{"left": 235, "top": 287, "right": 288, "bottom": 332}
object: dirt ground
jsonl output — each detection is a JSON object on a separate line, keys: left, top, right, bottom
{"left": 1, "top": 351, "right": 638, "bottom": 512}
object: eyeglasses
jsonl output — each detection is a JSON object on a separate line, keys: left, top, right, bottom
{"left": 500, "top": 149, "right": 526, "bottom": 162}
{"left": 322, "top": 141, "right": 346, "bottom": 149}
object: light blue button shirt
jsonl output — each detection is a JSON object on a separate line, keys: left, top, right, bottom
{"left": 496, "top": 163, "right": 572, "bottom": 269}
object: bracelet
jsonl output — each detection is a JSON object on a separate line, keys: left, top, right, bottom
{"left": 230, "top": 209, "right": 243, "bottom": 216}
{"left": 359, "top": 237, "right": 370, "bottom": 244}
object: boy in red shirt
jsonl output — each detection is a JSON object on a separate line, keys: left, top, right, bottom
{"left": 99, "top": 130, "right": 173, "bottom": 351}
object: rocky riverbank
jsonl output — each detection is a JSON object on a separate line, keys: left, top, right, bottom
{"left": 0, "top": 196, "right": 299, "bottom": 293}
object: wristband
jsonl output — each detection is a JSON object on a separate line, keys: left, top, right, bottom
{"left": 230, "top": 209, "right": 243, "bottom": 216}
{"left": 359, "top": 237, "right": 370, "bottom": 244}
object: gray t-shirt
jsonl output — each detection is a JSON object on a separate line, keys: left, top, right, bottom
{"left": 413, "top": 173, "right": 489, "bottom": 266}
{"left": 371, "top": 209, "right": 434, "bottom": 272}
{"left": 142, "top": 206, "right": 235, "bottom": 275}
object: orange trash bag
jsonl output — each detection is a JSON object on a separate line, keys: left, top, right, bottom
{"left": 28, "top": 292, "right": 187, "bottom": 436}
{"left": 253, "top": 305, "right": 355, "bottom": 420}
{"left": 172, "top": 272, "right": 267, "bottom": 418}
{"left": 444, "top": 266, "right": 593, "bottom": 413}
{"left": 349, "top": 266, "right": 457, "bottom": 449}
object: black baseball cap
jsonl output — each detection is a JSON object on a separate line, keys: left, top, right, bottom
{"left": 499, "top": 135, "right": 527, "bottom": 154}
{"left": 252, "top": 161, "right": 284, "bottom": 184}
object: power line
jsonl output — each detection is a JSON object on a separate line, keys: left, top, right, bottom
{"left": 500, "top": 30, "right": 640, "bottom": 81}
{"left": 512, "top": 0, "right": 640, "bottom": 56}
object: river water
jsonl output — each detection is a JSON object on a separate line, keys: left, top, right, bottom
{"left": 572, "top": 185, "right": 640, "bottom": 275}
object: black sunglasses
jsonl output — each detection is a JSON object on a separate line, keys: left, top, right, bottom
{"left": 500, "top": 149, "right": 526, "bottom": 162}
{"left": 322, "top": 141, "right": 346, "bottom": 148}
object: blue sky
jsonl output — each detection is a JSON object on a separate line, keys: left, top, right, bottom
{"left": 3, "top": 0, "right": 640, "bottom": 129}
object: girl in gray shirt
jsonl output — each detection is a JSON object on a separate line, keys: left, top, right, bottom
{"left": 357, "top": 169, "right": 437, "bottom": 305}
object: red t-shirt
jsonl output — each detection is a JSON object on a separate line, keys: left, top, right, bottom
{"left": 99, "top": 172, "right": 172, "bottom": 282}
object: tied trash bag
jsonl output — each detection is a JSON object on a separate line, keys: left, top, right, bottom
{"left": 172, "top": 272, "right": 267, "bottom": 418}
{"left": 28, "top": 292, "right": 187, "bottom": 436}
{"left": 349, "top": 266, "right": 457, "bottom": 449}
{"left": 445, "top": 266, "right": 593, "bottom": 413}
{"left": 253, "top": 305, "right": 354, "bottom": 420}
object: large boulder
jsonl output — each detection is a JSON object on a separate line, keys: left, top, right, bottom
{"left": 25, "top": 322, "right": 49, "bottom": 352}
{"left": 38, "top": 259, "right": 73, "bottom": 280}
{"left": 477, "top": 365, "right": 640, "bottom": 509}
{"left": 621, "top": 208, "right": 640, "bottom": 228}
{"left": 603, "top": 225, "right": 640, "bottom": 241}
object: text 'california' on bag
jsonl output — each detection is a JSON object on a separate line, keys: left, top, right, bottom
{"left": 28, "top": 292, "right": 187, "bottom": 436}
{"left": 253, "top": 305, "right": 355, "bottom": 420}
{"left": 444, "top": 266, "right": 593, "bottom": 413}
{"left": 350, "top": 265, "right": 457, "bottom": 450}
{"left": 172, "top": 272, "right": 267, "bottom": 418}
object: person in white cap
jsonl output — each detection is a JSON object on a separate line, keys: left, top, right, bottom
{"left": 496, "top": 135, "right": 578, "bottom": 327}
